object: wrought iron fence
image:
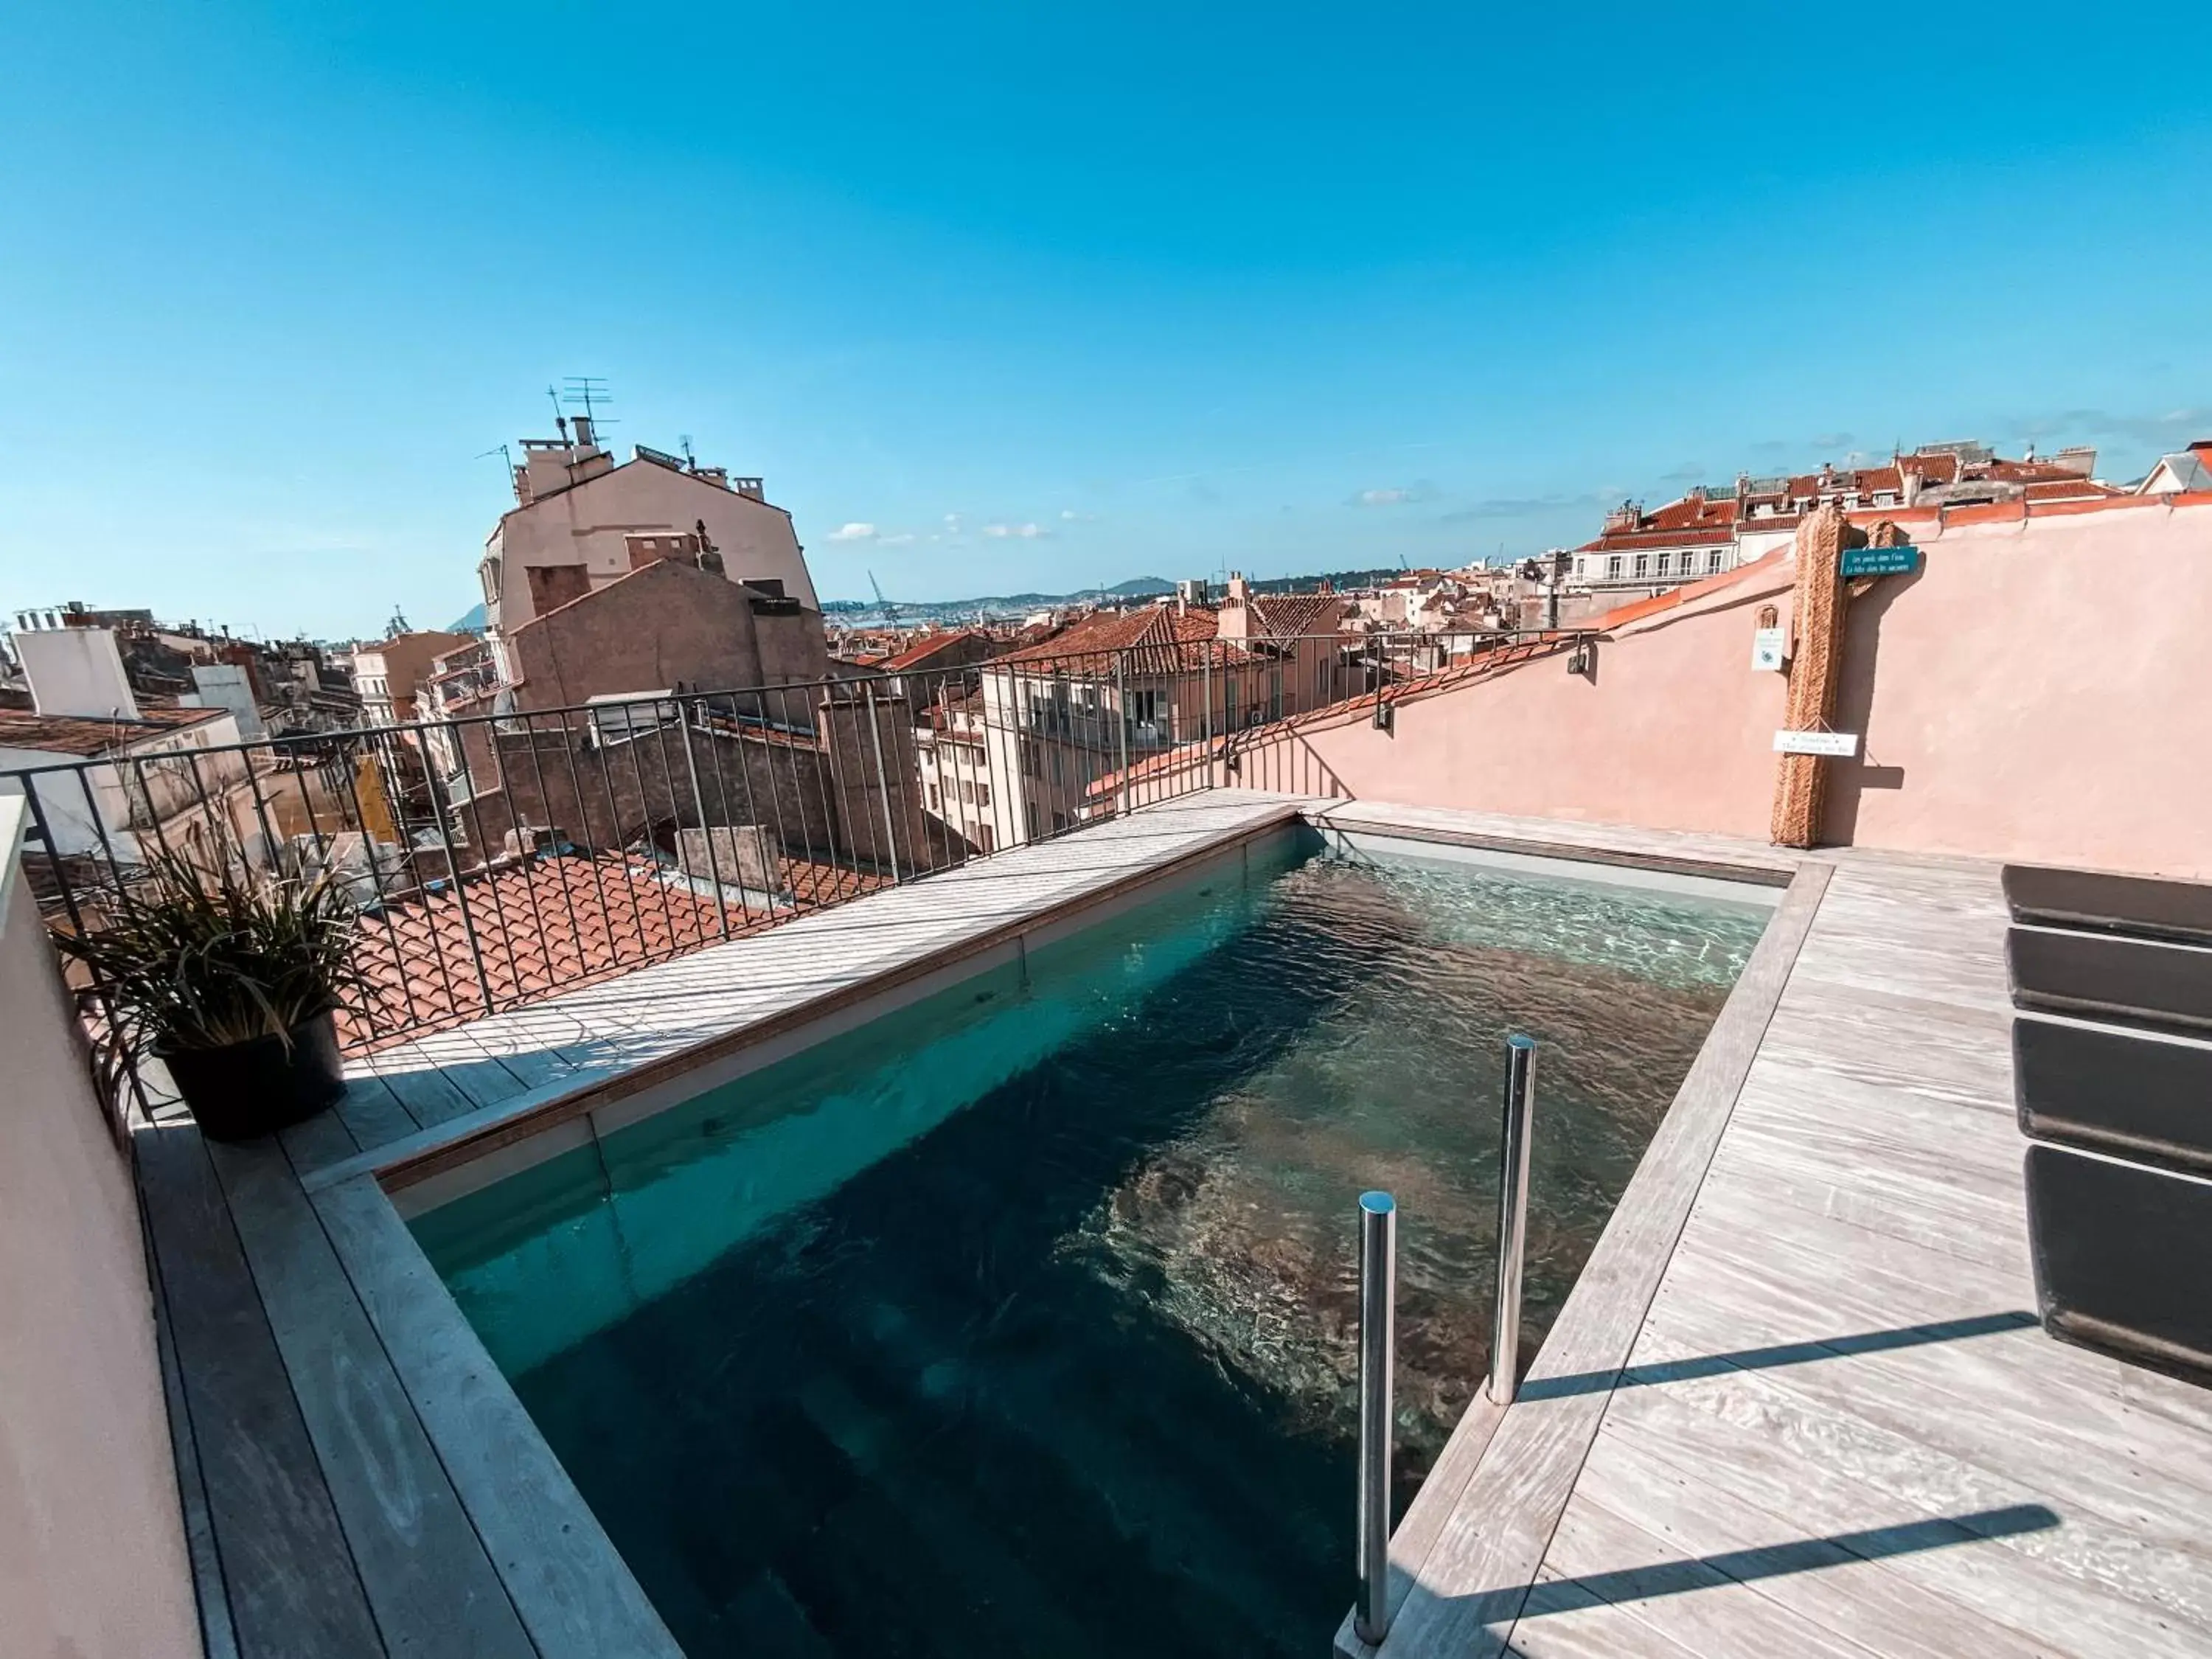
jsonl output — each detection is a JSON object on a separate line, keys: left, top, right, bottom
{"left": 4, "top": 625, "right": 1582, "bottom": 1120}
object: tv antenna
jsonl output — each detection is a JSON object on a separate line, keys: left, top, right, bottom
{"left": 561, "top": 377, "right": 616, "bottom": 436}
{"left": 679, "top": 434, "right": 696, "bottom": 470}
{"left": 476, "top": 442, "right": 514, "bottom": 476}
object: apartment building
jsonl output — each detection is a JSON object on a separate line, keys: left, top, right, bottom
{"left": 978, "top": 577, "right": 1346, "bottom": 846}
{"left": 0, "top": 625, "right": 245, "bottom": 863}
{"left": 352, "top": 629, "right": 476, "bottom": 727}
{"left": 476, "top": 415, "right": 821, "bottom": 689}
{"left": 1566, "top": 441, "right": 2121, "bottom": 601}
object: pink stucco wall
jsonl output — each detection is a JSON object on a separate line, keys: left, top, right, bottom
{"left": 0, "top": 821, "right": 202, "bottom": 1659}
{"left": 1225, "top": 497, "right": 2212, "bottom": 876}
{"left": 1228, "top": 573, "right": 1796, "bottom": 840}
{"left": 1826, "top": 499, "right": 2212, "bottom": 875}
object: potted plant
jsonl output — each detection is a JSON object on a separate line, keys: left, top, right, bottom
{"left": 56, "top": 849, "right": 365, "bottom": 1141}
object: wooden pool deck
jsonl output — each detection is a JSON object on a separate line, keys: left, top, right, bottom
{"left": 1333, "top": 815, "right": 2212, "bottom": 1659}
{"left": 128, "top": 790, "right": 2212, "bottom": 1658}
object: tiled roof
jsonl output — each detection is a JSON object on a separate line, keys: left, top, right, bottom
{"left": 1581, "top": 526, "right": 1739, "bottom": 552}
{"left": 1580, "top": 449, "right": 2119, "bottom": 553}
{"left": 338, "top": 849, "right": 883, "bottom": 1050}
{"left": 0, "top": 706, "right": 229, "bottom": 759}
{"left": 878, "top": 630, "right": 984, "bottom": 672}
{"left": 998, "top": 605, "right": 1245, "bottom": 674}
{"left": 1247, "top": 591, "right": 1345, "bottom": 639}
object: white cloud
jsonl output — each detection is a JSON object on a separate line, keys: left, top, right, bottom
{"left": 983, "top": 522, "right": 1050, "bottom": 539}
{"left": 879, "top": 532, "right": 916, "bottom": 546}
{"left": 1355, "top": 487, "right": 1411, "bottom": 507}
{"left": 828, "top": 522, "right": 877, "bottom": 541}
{"left": 943, "top": 512, "right": 964, "bottom": 527}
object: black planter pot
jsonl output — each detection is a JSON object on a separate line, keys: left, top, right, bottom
{"left": 159, "top": 1011, "right": 347, "bottom": 1143}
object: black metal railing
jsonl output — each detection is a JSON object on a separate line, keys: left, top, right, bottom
{"left": 4, "top": 625, "right": 1584, "bottom": 1121}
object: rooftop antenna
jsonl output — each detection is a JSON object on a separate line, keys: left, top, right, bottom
{"left": 388, "top": 605, "right": 411, "bottom": 637}
{"left": 545, "top": 383, "right": 568, "bottom": 443}
{"left": 679, "top": 434, "right": 696, "bottom": 470}
{"left": 476, "top": 442, "right": 514, "bottom": 476}
{"left": 560, "top": 377, "right": 616, "bottom": 437}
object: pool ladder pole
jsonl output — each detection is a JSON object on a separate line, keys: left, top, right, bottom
{"left": 1489, "top": 1034, "right": 1538, "bottom": 1407}
{"left": 1355, "top": 1036, "right": 1536, "bottom": 1646}
{"left": 1354, "top": 1190, "right": 1397, "bottom": 1646}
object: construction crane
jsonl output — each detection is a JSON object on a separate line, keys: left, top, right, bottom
{"left": 869, "top": 571, "right": 901, "bottom": 628}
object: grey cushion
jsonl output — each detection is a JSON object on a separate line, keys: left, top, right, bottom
{"left": 2006, "top": 925, "right": 2212, "bottom": 1034}
{"left": 2003, "top": 863, "right": 2212, "bottom": 947}
{"left": 2014, "top": 1015, "right": 2212, "bottom": 1176}
{"left": 2027, "top": 1143, "right": 2212, "bottom": 1387}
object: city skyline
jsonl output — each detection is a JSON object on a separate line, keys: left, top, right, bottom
{"left": 3, "top": 1, "right": 2208, "bottom": 639}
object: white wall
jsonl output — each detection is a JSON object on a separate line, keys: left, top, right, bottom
{"left": 0, "top": 799, "right": 204, "bottom": 1659}
{"left": 12, "top": 629, "right": 139, "bottom": 718}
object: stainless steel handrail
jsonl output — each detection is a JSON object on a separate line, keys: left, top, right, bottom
{"left": 1354, "top": 1189, "right": 1397, "bottom": 1646}
{"left": 1489, "top": 1034, "right": 1537, "bottom": 1405}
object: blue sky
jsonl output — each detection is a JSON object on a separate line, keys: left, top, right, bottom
{"left": 1, "top": 3, "right": 2206, "bottom": 637}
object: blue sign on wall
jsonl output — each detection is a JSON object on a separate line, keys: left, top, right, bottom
{"left": 1840, "top": 545, "right": 1920, "bottom": 577}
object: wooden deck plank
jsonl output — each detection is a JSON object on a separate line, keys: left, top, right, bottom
{"left": 310, "top": 1172, "right": 683, "bottom": 1658}
{"left": 330, "top": 1070, "right": 419, "bottom": 1153}
{"left": 1589, "top": 1366, "right": 2212, "bottom": 1655}
{"left": 1633, "top": 1263, "right": 2212, "bottom": 1534}
{"left": 279, "top": 1101, "right": 361, "bottom": 1175}
{"left": 147, "top": 1203, "right": 243, "bottom": 1659}
{"left": 208, "top": 1138, "right": 538, "bottom": 1658}
{"left": 133, "top": 1120, "right": 388, "bottom": 1658}
{"left": 354, "top": 1043, "right": 481, "bottom": 1130}
{"left": 1520, "top": 1489, "right": 1884, "bottom": 1659}
{"left": 1556, "top": 1420, "right": 2071, "bottom": 1659}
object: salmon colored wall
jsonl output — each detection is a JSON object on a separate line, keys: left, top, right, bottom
{"left": 0, "top": 811, "right": 202, "bottom": 1659}
{"left": 1227, "top": 577, "right": 1795, "bottom": 840}
{"left": 1224, "top": 497, "right": 2212, "bottom": 876}
{"left": 1826, "top": 500, "right": 2212, "bottom": 877}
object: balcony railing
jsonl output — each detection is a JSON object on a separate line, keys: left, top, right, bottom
{"left": 4, "top": 627, "right": 1583, "bottom": 1121}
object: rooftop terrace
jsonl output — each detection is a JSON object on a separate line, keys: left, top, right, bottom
{"left": 7, "top": 495, "right": 2212, "bottom": 1657}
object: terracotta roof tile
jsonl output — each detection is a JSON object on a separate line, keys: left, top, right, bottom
{"left": 336, "top": 850, "right": 884, "bottom": 1050}
{"left": 0, "top": 706, "right": 229, "bottom": 759}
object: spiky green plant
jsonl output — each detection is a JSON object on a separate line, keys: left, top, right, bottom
{"left": 53, "top": 849, "right": 366, "bottom": 1053}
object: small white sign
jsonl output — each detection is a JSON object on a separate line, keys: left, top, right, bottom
{"left": 1774, "top": 729, "right": 1860, "bottom": 757}
{"left": 1750, "top": 627, "right": 1787, "bottom": 672}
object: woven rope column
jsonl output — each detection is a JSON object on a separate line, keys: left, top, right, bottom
{"left": 1770, "top": 503, "right": 1848, "bottom": 848}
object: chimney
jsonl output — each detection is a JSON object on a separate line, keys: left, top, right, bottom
{"left": 570, "top": 414, "right": 596, "bottom": 451}
{"left": 1219, "top": 572, "right": 1254, "bottom": 641}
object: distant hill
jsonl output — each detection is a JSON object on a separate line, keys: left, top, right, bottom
{"left": 447, "top": 602, "right": 487, "bottom": 634}
{"left": 822, "top": 576, "right": 1176, "bottom": 623}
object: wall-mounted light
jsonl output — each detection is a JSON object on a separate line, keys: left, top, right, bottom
{"left": 1567, "top": 639, "right": 1595, "bottom": 678}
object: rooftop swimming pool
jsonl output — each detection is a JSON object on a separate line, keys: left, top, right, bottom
{"left": 413, "top": 827, "right": 1773, "bottom": 1657}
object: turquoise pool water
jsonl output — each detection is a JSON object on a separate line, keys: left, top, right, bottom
{"left": 414, "top": 834, "right": 1770, "bottom": 1657}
